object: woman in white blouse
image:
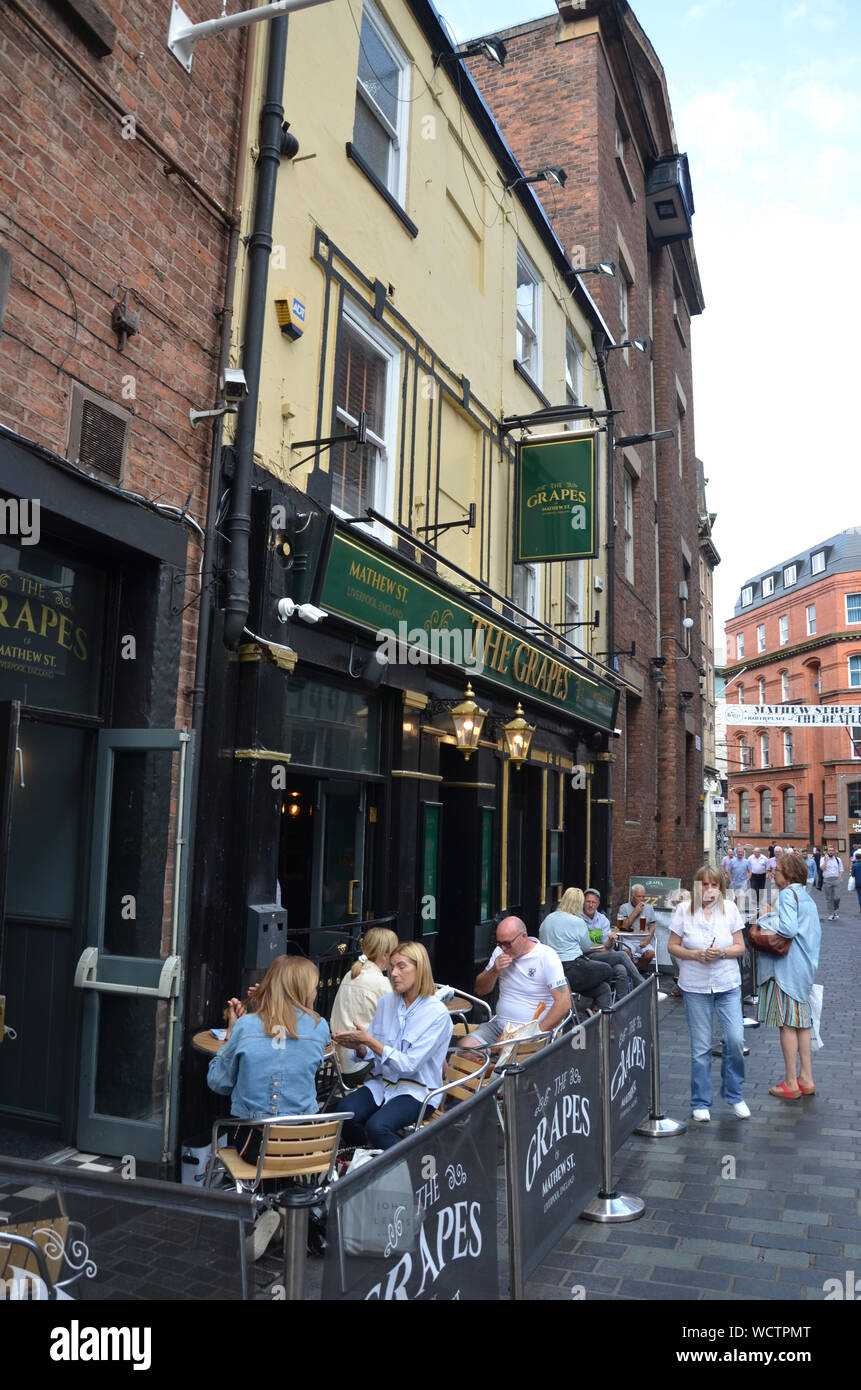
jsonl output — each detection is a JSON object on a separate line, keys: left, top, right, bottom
{"left": 329, "top": 927, "right": 399, "bottom": 1084}
{"left": 668, "top": 866, "right": 750, "bottom": 1123}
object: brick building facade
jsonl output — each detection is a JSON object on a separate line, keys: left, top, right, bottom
{"left": 0, "top": 0, "right": 246, "bottom": 1161}
{"left": 723, "top": 528, "right": 861, "bottom": 860}
{"left": 466, "top": 0, "right": 713, "bottom": 897}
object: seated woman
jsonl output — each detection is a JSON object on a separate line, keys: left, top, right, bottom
{"left": 329, "top": 927, "right": 399, "bottom": 1087}
{"left": 331, "top": 941, "right": 452, "bottom": 1150}
{"left": 539, "top": 887, "right": 622, "bottom": 1011}
{"left": 207, "top": 954, "right": 330, "bottom": 1122}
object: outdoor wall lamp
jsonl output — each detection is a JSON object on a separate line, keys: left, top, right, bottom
{"left": 503, "top": 166, "right": 567, "bottom": 192}
{"left": 577, "top": 260, "right": 616, "bottom": 277}
{"left": 501, "top": 704, "right": 535, "bottom": 769}
{"left": 608, "top": 338, "right": 649, "bottom": 354}
{"left": 449, "top": 683, "right": 488, "bottom": 760}
{"left": 434, "top": 37, "right": 507, "bottom": 68}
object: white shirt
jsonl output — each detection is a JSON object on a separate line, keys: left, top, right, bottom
{"left": 748, "top": 854, "right": 768, "bottom": 874}
{"left": 822, "top": 855, "right": 843, "bottom": 879}
{"left": 362, "top": 993, "right": 453, "bottom": 1106}
{"left": 670, "top": 899, "right": 743, "bottom": 995}
{"left": 484, "top": 939, "right": 567, "bottom": 1028}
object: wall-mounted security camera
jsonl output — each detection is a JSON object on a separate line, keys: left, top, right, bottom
{"left": 277, "top": 596, "right": 328, "bottom": 625}
{"left": 221, "top": 367, "right": 248, "bottom": 403}
{"left": 594, "top": 576, "right": 605, "bottom": 592}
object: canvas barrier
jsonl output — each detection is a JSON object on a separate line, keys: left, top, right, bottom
{"left": 606, "top": 977, "right": 653, "bottom": 1151}
{"left": 321, "top": 1078, "right": 503, "bottom": 1301}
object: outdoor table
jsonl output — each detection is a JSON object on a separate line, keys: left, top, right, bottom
{"left": 192, "top": 1028, "right": 226, "bottom": 1056}
{"left": 446, "top": 995, "right": 472, "bottom": 1015}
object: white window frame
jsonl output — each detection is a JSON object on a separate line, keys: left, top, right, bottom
{"left": 760, "top": 733, "right": 770, "bottom": 768}
{"left": 740, "top": 789, "right": 750, "bottom": 828}
{"left": 779, "top": 615, "right": 789, "bottom": 646}
{"left": 741, "top": 585, "right": 753, "bottom": 607}
{"left": 780, "top": 671, "right": 789, "bottom": 701}
{"left": 783, "top": 730, "right": 793, "bottom": 765}
{"left": 738, "top": 684, "right": 744, "bottom": 705}
{"left": 564, "top": 327, "right": 583, "bottom": 423}
{"left": 512, "top": 561, "right": 540, "bottom": 624}
{"left": 846, "top": 593, "right": 861, "bottom": 626}
{"left": 736, "top": 632, "right": 744, "bottom": 659}
{"left": 851, "top": 727, "right": 861, "bottom": 760}
{"left": 332, "top": 300, "right": 400, "bottom": 535}
{"left": 806, "top": 604, "right": 816, "bottom": 636}
{"left": 564, "top": 558, "right": 586, "bottom": 637}
{"left": 762, "top": 574, "right": 774, "bottom": 597}
{"left": 758, "top": 677, "right": 766, "bottom": 704}
{"left": 783, "top": 564, "right": 797, "bottom": 588}
{"left": 849, "top": 654, "right": 861, "bottom": 689}
{"left": 757, "top": 623, "right": 766, "bottom": 653}
{"left": 353, "top": 0, "right": 411, "bottom": 206}
{"left": 761, "top": 787, "right": 772, "bottom": 829}
{"left": 623, "top": 470, "right": 635, "bottom": 583}
{"left": 738, "top": 736, "right": 748, "bottom": 769}
{"left": 783, "top": 785, "right": 796, "bottom": 832}
{"left": 811, "top": 550, "right": 825, "bottom": 575}
{"left": 516, "top": 245, "right": 542, "bottom": 385}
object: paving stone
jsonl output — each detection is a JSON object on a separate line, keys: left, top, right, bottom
{"left": 605, "top": 1230, "right": 679, "bottom": 1250}
{"left": 667, "top": 1224, "right": 752, "bottom": 1244}
{"left": 700, "top": 1255, "right": 775, "bottom": 1278}
{"left": 730, "top": 1276, "right": 806, "bottom": 1300}
{"left": 617, "top": 1277, "right": 699, "bottom": 1300}
{"left": 728, "top": 1216, "right": 807, "bottom": 1237}
{"left": 749, "top": 1246, "right": 813, "bottom": 1269}
{"left": 652, "top": 1265, "right": 731, "bottom": 1291}
{"left": 643, "top": 1180, "right": 683, "bottom": 1198}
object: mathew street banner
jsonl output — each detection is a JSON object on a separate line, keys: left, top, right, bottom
{"left": 516, "top": 433, "right": 598, "bottom": 563}
{"left": 724, "top": 704, "right": 861, "bottom": 726}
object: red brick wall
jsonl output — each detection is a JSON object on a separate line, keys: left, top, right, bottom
{"left": 467, "top": 15, "right": 706, "bottom": 895}
{"left": 0, "top": 0, "right": 246, "bottom": 725}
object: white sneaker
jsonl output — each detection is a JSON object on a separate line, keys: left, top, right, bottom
{"left": 732, "top": 1101, "right": 751, "bottom": 1119}
{"left": 246, "top": 1207, "right": 281, "bottom": 1262}
{"left": 692, "top": 1108, "right": 710, "bottom": 1122}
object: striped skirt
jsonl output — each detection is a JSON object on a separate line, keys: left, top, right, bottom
{"left": 757, "top": 978, "right": 812, "bottom": 1029}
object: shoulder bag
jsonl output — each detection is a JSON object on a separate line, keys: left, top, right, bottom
{"left": 748, "top": 887, "right": 799, "bottom": 958}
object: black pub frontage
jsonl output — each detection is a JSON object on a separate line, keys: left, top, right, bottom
{"left": 182, "top": 475, "right": 619, "bottom": 1143}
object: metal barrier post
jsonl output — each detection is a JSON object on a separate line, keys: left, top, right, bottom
{"left": 580, "top": 1011, "right": 644, "bottom": 1223}
{"left": 277, "top": 1186, "right": 319, "bottom": 1300}
{"left": 634, "top": 975, "right": 687, "bottom": 1138}
{"left": 503, "top": 1064, "right": 525, "bottom": 1299}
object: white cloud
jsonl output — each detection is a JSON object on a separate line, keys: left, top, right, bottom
{"left": 782, "top": 0, "right": 844, "bottom": 31}
{"left": 784, "top": 79, "right": 861, "bottom": 133}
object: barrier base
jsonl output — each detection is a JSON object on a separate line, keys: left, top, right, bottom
{"left": 580, "top": 1191, "right": 645, "bottom": 1223}
{"left": 634, "top": 1114, "right": 687, "bottom": 1138}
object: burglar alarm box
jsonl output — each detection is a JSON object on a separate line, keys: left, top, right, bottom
{"left": 274, "top": 288, "right": 306, "bottom": 340}
{"left": 245, "top": 904, "right": 287, "bottom": 969}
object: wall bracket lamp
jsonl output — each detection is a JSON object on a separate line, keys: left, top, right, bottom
{"left": 416, "top": 502, "right": 477, "bottom": 541}
{"left": 290, "top": 411, "right": 366, "bottom": 471}
{"left": 503, "top": 166, "right": 567, "bottom": 192}
{"left": 501, "top": 704, "right": 535, "bottom": 769}
{"left": 434, "top": 37, "right": 507, "bottom": 68}
{"left": 168, "top": 0, "right": 336, "bottom": 72}
{"left": 576, "top": 260, "right": 616, "bottom": 277}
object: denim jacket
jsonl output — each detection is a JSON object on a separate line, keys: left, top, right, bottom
{"left": 206, "top": 1010, "right": 330, "bottom": 1119}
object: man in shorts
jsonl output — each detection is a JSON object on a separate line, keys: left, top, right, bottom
{"left": 461, "top": 915, "right": 570, "bottom": 1047}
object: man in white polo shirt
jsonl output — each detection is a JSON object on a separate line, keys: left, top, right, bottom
{"left": 463, "top": 915, "right": 570, "bottom": 1047}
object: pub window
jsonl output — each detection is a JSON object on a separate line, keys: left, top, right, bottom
{"left": 760, "top": 788, "right": 773, "bottom": 832}
{"left": 331, "top": 304, "right": 398, "bottom": 521}
{"left": 740, "top": 790, "right": 750, "bottom": 829}
{"left": 760, "top": 732, "right": 770, "bottom": 768}
{"left": 783, "top": 730, "right": 793, "bottom": 765}
{"left": 516, "top": 246, "right": 542, "bottom": 384}
{"left": 782, "top": 786, "right": 796, "bottom": 833}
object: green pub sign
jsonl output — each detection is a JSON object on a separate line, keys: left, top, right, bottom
{"left": 516, "top": 432, "right": 598, "bottom": 563}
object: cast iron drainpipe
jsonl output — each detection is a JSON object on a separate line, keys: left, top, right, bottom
{"left": 223, "top": 15, "right": 290, "bottom": 650}
{"left": 594, "top": 332, "right": 616, "bottom": 904}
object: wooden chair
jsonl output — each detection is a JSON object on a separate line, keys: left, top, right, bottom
{"left": 0, "top": 1195, "right": 95, "bottom": 1300}
{"left": 413, "top": 1050, "right": 493, "bottom": 1128}
{"left": 205, "top": 1112, "right": 350, "bottom": 1195}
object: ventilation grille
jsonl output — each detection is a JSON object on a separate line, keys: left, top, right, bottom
{"left": 68, "top": 385, "right": 130, "bottom": 486}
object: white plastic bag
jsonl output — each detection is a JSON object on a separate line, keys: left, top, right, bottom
{"left": 495, "top": 1017, "right": 542, "bottom": 1068}
{"left": 808, "top": 983, "right": 824, "bottom": 1050}
{"left": 848, "top": 875, "right": 855, "bottom": 894}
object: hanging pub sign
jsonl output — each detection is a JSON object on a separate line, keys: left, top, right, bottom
{"left": 515, "top": 432, "right": 598, "bottom": 564}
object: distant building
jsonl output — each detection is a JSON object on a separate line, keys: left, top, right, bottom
{"left": 722, "top": 528, "right": 861, "bottom": 858}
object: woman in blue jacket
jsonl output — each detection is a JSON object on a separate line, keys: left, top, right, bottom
{"left": 207, "top": 954, "right": 330, "bottom": 1120}
{"left": 756, "top": 853, "right": 821, "bottom": 1099}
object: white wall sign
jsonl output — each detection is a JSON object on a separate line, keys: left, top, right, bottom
{"left": 725, "top": 704, "right": 861, "bottom": 727}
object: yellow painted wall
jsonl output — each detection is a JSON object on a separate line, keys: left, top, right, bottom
{"left": 229, "top": 0, "right": 607, "bottom": 648}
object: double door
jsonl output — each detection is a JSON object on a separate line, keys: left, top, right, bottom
{"left": 0, "top": 704, "right": 192, "bottom": 1162}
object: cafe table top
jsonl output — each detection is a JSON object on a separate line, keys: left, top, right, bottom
{"left": 191, "top": 994, "right": 473, "bottom": 1055}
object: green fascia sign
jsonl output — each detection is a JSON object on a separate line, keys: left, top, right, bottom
{"left": 629, "top": 876, "right": 682, "bottom": 909}
{"left": 516, "top": 432, "right": 598, "bottom": 563}
{"left": 319, "top": 530, "right": 618, "bottom": 731}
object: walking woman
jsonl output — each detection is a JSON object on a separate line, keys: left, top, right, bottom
{"left": 668, "top": 865, "right": 749, "bottom": 1121}
{"left": 757, "top": 852, "right": 821, "bottom": 1100}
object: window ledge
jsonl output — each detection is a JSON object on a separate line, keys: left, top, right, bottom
{"left": 513, "top": 359, "right": 551, "bottom": 407}
{"left": 345, "top": 144, "right": 418, "bottom": 238}
{"left": 615, "top": 154, "right": 637, "bottom": 204}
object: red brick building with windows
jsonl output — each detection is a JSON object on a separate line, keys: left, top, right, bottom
{"left": 0, "top": 0, "right": 246, "bottom": 1161}
{"left": 466, "top": 0, "right": 713, "bottom": 895}
{"left": 723, "top": 528, "right": 861, "bottom": 860}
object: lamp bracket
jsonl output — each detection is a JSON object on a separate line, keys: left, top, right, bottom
{"left": 415, "top": 502, "right": 477, "bottom": 540}
{"left": 290, "top": 412, "right": 366, "bottom": 471}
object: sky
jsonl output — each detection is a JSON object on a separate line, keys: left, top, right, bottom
{"left": 447, "top": 0, "right": 861, "bottom": 662}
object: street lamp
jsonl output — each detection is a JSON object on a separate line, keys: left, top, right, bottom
{"left": 503, "top": 166, "right": 567, "bottom": 192}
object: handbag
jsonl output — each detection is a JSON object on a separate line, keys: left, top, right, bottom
{"left": 749, "top": 887, "right": 798, "bottom": 958}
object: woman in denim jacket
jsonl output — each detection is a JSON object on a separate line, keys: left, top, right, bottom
{"left": 756, "top": 852, "right": 821, "bottom": 1099}
{"left": 207, "top": 955, "right": 330, "bottom": 1120}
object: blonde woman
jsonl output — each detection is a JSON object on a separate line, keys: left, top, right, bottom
{"left": 332, "top": 941, "right": 452, "bottom": 1150}
{"left": 329, "top": 927, "right": 399, "bottom": 1084}
{"left": 207, "top": 955, "right": 330, "bottom": 1120}
{"left": 668, "top": 866, "right": 749, "bottom": 1122}
{"left": 539, "top": 887, "right": 620, "bottom": 1010}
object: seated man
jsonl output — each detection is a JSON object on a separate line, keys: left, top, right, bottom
{"left": 580, "top": 887, "right": 641, "bottom": 993}
{"left": 614, "top": 884, "right": 656, "bottom": 975}
{"left": 461, "top": 915, "right": 571, "bottom": 1048}
{"left": 539, "top": 887, "right": 621, "bottom": 1011}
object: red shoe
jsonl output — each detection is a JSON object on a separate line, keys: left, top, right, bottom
{"left": 797, "top": 1081, "right": 815, "bottom": 1095}
{"left": 769, "top": 1081, "right": 802, "bottom": 1100}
